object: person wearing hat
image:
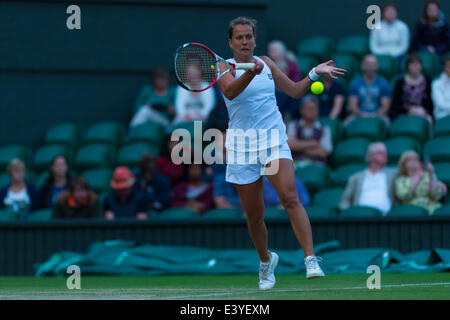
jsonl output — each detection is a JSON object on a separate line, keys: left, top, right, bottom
{"left": 104, "top": 166, "right": 150, "bottom": 220}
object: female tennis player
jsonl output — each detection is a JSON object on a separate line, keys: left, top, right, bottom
{"left": 217, "top": 17, "right": 346, "bottom": 290}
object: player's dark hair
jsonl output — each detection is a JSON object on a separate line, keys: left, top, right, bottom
{"left": 228, "top": 17, "right": 258, "bottom": 39}
{"left": 422, "top": 0, "right": 440, "bottom": 23}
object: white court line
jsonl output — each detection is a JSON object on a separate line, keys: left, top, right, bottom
{"left": 165, "top": 282, "right": 450, "bottom": 299}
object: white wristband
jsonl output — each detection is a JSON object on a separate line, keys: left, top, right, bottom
{"left": 308, "top": 67, "right": 320, "bottom": 82}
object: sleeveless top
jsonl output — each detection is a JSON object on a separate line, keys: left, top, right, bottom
{"left": 222, "top": 56, "right": 288, "bottom": 152}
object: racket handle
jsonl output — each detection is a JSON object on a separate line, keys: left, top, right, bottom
{"left": 234, "top": 63, "right": 255, "bottom": 70}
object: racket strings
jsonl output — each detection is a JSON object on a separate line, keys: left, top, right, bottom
{"left": 175, "top": 45, "right": 217, "bottom": 91}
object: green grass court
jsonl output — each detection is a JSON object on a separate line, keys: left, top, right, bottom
{"left": 1, "top": 273, "right": 449, "bottom": 300}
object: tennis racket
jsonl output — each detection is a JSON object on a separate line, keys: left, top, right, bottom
{"left": 174, "top": 42, "right": 255, "bottom": 92}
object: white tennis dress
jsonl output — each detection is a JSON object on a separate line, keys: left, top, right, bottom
{"left": 222, "top": 56, "right": 292, "bottom": 185}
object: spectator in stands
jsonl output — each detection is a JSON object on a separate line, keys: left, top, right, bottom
{"left": 287, "top": 95, "right": 333, "bottom": 166}
{"left": 131, "top": 67, "right": 176, "bottom": 127}
{"left": 369, "top": 2, "right": 410, "bottom": 65}
{"left": 339, "top": 142, "right": 397, "bottom": 215}
{"left": 411, "top": 0, "right": 450, "bottom": 60}
{"left": 209, "top": 130, "right": 241, "bottom": 209}
{"left": 318, "top": 73, "right": 346, "bottom": 119}
{"left": 171, "top": 162, "right": 214, "bottom": 215}
{"left": 104, "top": 167, "right": 150, "bottom": 220}
{"left": 133, "top": 152, "right": 171, "bottom": 212}
{"left": 391, "top": 53, "right": 433, "bottom": 122}
{"left": 346, "top": 54, "right": 392, "bottom": 126}
{"left": 52, "top": 176, "right": 102, "bottom": 219}
{"left": 267, "top": 40, "right": 301, "bottom": 82}
{"left": 157, "top": 133, "right": 184, "bottom": 184}
{"left": 262, "top": 176, "right": 309, "bottom": 208}
{"left": 39, "top": 155, "right": 71, "bottom": 208}
{"left": 268, "top": 40, "right": 301, "bottom": 123}
{"left": 0, "top": 158, "right": 38, "bottom": 216}
{"left": 432, "top": 55, "right": 450, "bottom": 119}
{"left": 394, "top": 151, "right": 447, "bottom": 214}
{"left": 174, "top": 64, "right": 216, "bottom": 124}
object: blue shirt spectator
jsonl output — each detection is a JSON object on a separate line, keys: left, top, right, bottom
{"left": 318, "top": 75, "right": 346, "bottom": 119}
{"left": 349, "top": 76, "right": 392, "bottom": 113}
{"left": 262, "top": 176, "right": 309, "bottom": 207}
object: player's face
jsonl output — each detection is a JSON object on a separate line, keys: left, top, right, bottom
{"left": 229, "top": 24, "right": 256, "bottom": 59}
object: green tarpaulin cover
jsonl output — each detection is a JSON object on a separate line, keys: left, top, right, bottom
{"left": 35, "top": 240, "right": 450, "bottom": 276}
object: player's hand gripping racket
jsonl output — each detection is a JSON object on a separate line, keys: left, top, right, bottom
{"left": 174, "top": 42, "right": 254, "bottom": 92}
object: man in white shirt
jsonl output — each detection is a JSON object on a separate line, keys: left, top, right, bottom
{"left": 370, "top": 3, "right": 410, "bottom": 59}
{"left": 339, "top": 142, "right": 397, "bottom": 215}
{"left": 432, "top": 56, "right": 450, "bottom": 120}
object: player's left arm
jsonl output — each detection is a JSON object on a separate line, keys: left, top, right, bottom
{"left": 260, "top": 56, "right": 346, "bottom": 99}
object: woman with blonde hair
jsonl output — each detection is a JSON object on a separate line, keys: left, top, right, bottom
{"left": 0, "top": 158, "right": 39, "bottom": 216}
{"left": 394, "top": 151, "right": 447, "bottom": 214}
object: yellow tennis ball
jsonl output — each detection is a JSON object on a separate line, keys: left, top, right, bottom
{"left": 211, "top": 65, "right": 215, "bottom": 69}
{"left": 311, "top": 81, "right": 324, "bottom": 95}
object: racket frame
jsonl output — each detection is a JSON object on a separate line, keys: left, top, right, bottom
{"left": 174, "top": 42, "right": 254, "bottom": 92}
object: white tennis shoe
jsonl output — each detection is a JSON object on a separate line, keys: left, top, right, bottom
{"left": 258, "top": 251, "right": 279, "bottom": 290}
{"left": 305, "top": 255, "right": 325, "bottom": 279}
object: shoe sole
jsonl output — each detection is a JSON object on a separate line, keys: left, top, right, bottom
{"left": 259, "top": 252, "right": 279, "bottom": 290}
{"left": 306, "top": 273, "right": 325, "bottom": 280}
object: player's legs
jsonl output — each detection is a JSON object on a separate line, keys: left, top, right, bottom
{"left": 234, "top": 177, "right": 270, "bottom": 262}
{"left": 264, "top": 158, "right": 315, "bottom": 257}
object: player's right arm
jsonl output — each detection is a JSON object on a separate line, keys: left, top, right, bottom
{"left": 217, "top": 61, "right": 263, "bottom": 100}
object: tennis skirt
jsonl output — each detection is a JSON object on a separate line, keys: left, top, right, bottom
{"left": 225, "top": 141, "right": 293, "bottom": 185}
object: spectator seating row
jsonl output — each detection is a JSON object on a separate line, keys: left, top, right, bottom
{"left": 296, "top": 35, "right": 442, "bottom": 82}
{"left": 1, "top": 204, "right": 449, "bottom": 222}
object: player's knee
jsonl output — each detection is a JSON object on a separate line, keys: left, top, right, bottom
{"left": 280, "top": 192, "right": 300, "bottom": 210}
{"left": 246, "top": 212, "right": 265, "bottom": 226}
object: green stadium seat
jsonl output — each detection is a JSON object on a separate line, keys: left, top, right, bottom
{"left": 375, "top": 54, "right": 396, "bottom": 81}
{"left": 74, "top": 143, "right": 115, "bottom": 171}
{"left": 0, "top": 145, "right": 32, "bottom": 171}
{"left": 331, "top": 164, "right": 366, "bottom": 187}
{"left": 126, "top": 122, "right": 165, "bottom": 147}
{"left": 45, "top": 123, "right": 82, "bottom": 148}
{"left": 318, "top": 117, "right": 342, "bottom": 145}
{"left": 433, "top": 204, "right": 450, "bottom": 216}
{"left": 384, "top": 136, "right": 421, "bottom": 165}
{"left": 296, "top": 55, "right": 320, "bottom": 77}
{"left": 33, "top": 144, "right": 72, "bottom": 173}
{"left": 312, "top": 188, "right": 344, "bottom": 210}
{"left": 264, "top": 207, "right": 289, "bottom": 219}
{"left": 159, "top": 208, "right": 200, "bottom": 219}
{"left": 423, "top": 137, "right": 450, "bottom": 163}
{"left": 329, "top": 53, "right": 360, "bottom": 82}
{"left": 434, "top": 162, "right": 450, "bottom": 187}
{"left": 390, "top": 115, "right": 430, "bottom": 143}
{"left": 336, "top": 35, "right": 369, "bottom": 58}
{"left": 388, "top": 205, "right": 429, "bottom": 216}
{"left": 116, "top": 142, "right": 160, "bottom": 168}
{"left": 0, "top": 172, "right": 9, "bottom": 188}
{"left": 202, "top": 208, "right": 243, "bottom": 219}
{"left": 339, "top": 205, "right": 382, "bottom": 217}
{"left": 297, "top": 36, "right": 334, "bottom": 59}
{"left": 84, "top": 121, "right": 125, "bottom": 147}
{"left": 332, "top": 138, "right": 370, "bottom": 168}
{"left": 344, "top": 117, "right": 387, "bottom": 141}
{"left": 0, "top": 209, "right": 20, "bottom": 221}
{"left": 305, "top": 205, "right": 338, "bottom": 217}
{"left": 81, "top": 168, "right": 113, "bottom": 194}
{"left": 28, "top": 208, "right": 53, "bottom": 221}
{"left": 295, "top": 164, "right": 330, "bottom": 193}
{"left": 433, "top": 115, "right": 450, "bottom": 138}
